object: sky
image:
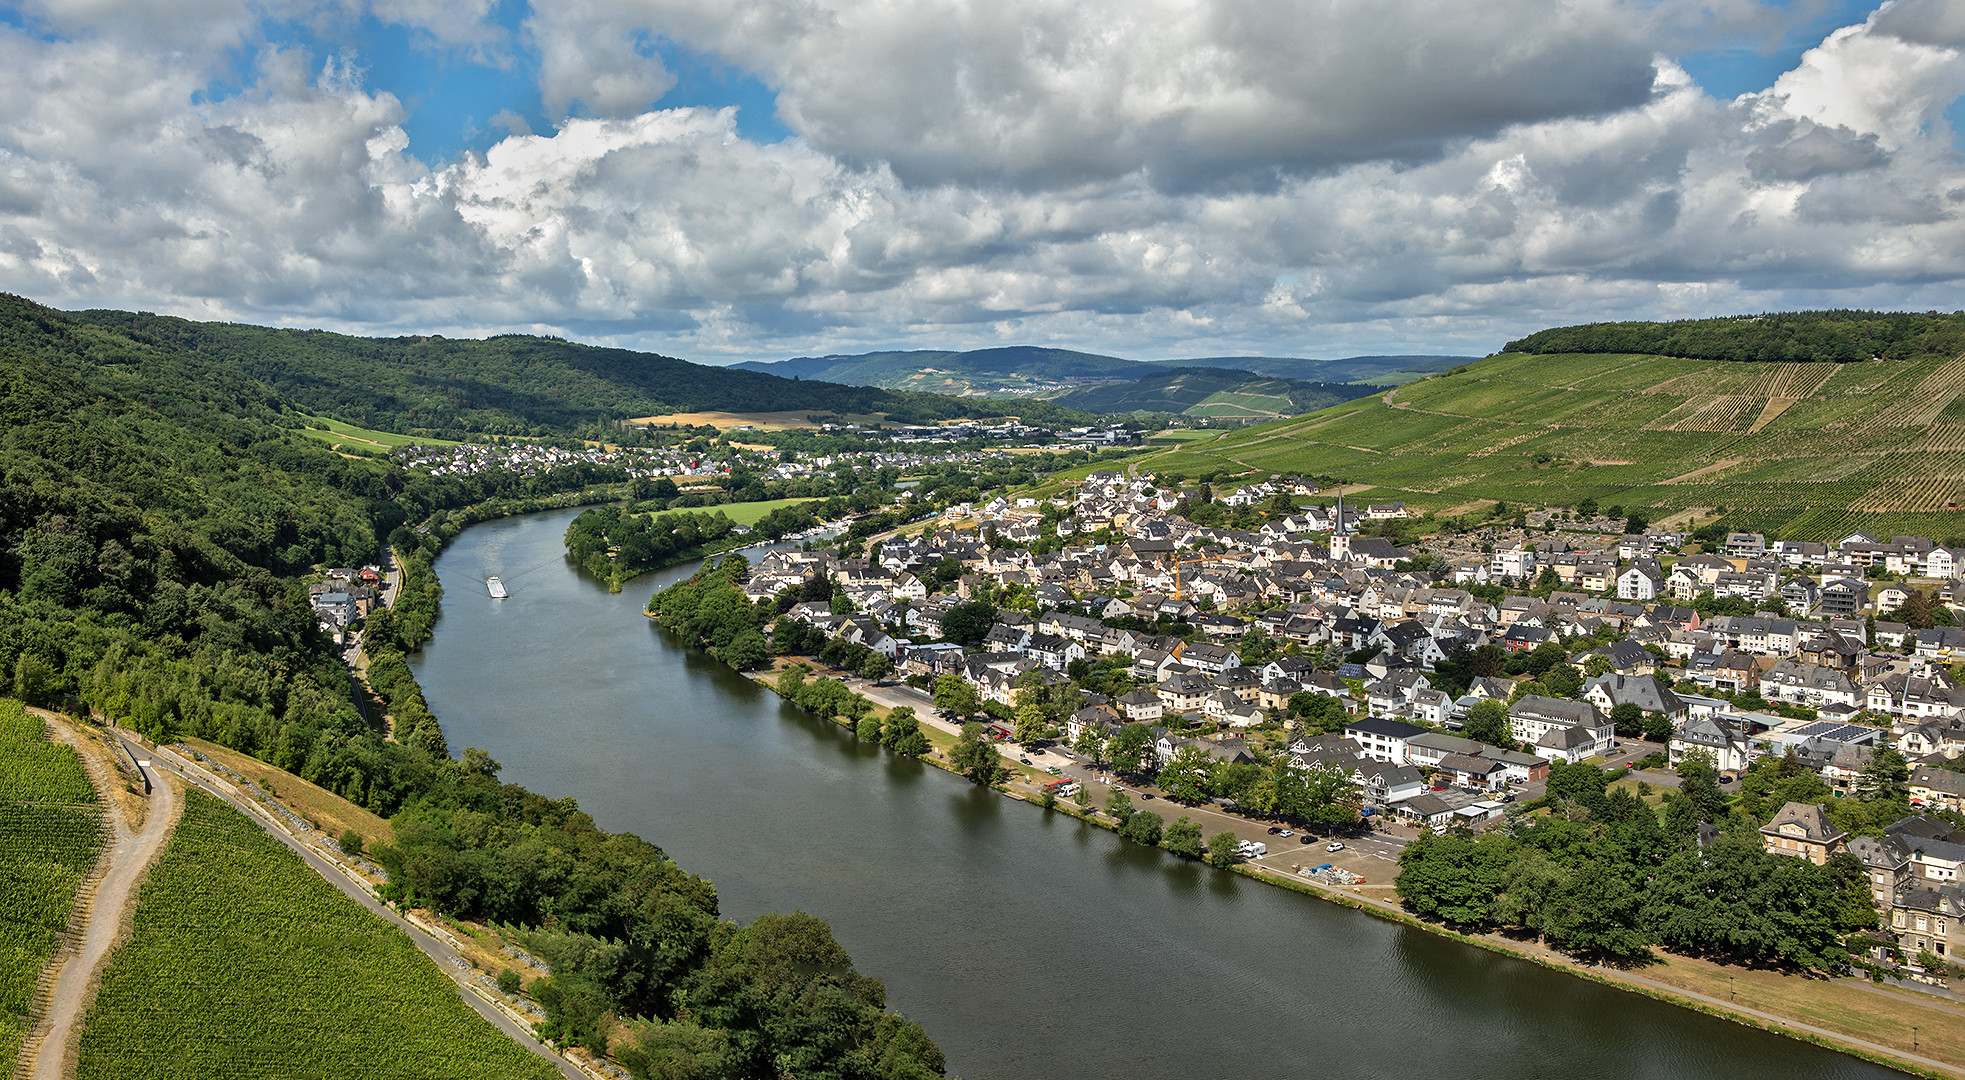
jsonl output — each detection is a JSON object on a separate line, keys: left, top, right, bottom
{"left": 0, "top": 0, "right": 1962, "bottom": 363}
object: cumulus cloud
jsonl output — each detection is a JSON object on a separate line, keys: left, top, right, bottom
{"left": 0, "top": 0, "right": 1958, "bottom": 360}
{"left": 526, "top": 0, "right": 1664, "bottom": 190}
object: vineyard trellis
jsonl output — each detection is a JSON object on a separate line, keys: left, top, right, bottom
{"left": 73, "top": 790, "right": 557, "bottom": 1080}
{"left": 0, "top": 701, "right": 106, "bottom": 1075}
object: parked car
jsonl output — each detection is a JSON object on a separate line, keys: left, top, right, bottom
{"left": 1299, "top": 834, "right": 1317, "bottom": 844}
{"left": 1326, "top": 842, "right": 1345, "bottom": 852}
{"left": 1266, "top": 826, "right": 1281, "bottom": 835}
{"left": 1278, "top": 830, "right": 1294, "bottom": 838}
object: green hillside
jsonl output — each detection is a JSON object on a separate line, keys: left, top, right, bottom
{"left": 1054, "top": 367, "right": 1375, "bottom": 421}
{"left": 70, "top": 311, "right": 1091, "bottom": 439}
{"left": 1148, "top": 354, "right": 1470, "bottom": 386}
{"left": 1143, "top": 348, "right": 1965, "bottom": 540}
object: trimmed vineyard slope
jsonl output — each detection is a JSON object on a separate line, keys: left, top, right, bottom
{"left": 0, "top": 701, "right": 105, "bottom": 1073}
{"left": 1145, "top": 345, "right": 1965, "bottom": 540}
{"left": 73, "top": 788, "right": 558, "bottom": 1080}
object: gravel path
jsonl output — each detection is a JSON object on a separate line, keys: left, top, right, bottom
{"left": 27, "top": 726, "right": 178, "bottom": 1080}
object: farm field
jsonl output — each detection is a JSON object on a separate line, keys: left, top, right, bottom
{"left": 73, "top": 789, "right": 557, "bottom": 1080}
{"left": 642, "top": 496, "right": 814, "bottom": 527}
{"left": 0, "top": 701, "right": 104, "bottom": 1073}
{"left": 1145, "top": 351, "right": 1965, "bottom": 540}
{"left": 1145, "top": 428, "right": 1224, "bottom": 444}
{"left": 296, "top": 414, "right": 460, "bottom": 451}
{"left": 626, "top": 409, "right": 887, "bottom": 430}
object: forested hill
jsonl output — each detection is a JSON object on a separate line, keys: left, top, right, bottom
{"left": 1505, "top": 310, "right": 1965, "bottom": 363}
{"left": 71, "top": 308, "right": 1091, "bottom": 439}
{"left": 0, "top": 293, "right": 951, "bottom": 1076}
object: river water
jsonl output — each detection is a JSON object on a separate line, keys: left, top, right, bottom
{"left": 413, "top": 509, "right": 1901, "bottom": 1080}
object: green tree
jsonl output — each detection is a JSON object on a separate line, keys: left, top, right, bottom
{"left": 856, "top": 714, "right": 883, "bottom": 742}
{"left": 1108, "top": 723, "right": 1157, "bottom": 775}
{"left": 1394, "top": 831, "right": 1514, "bottom": 928}
{"left": 857, "top": 651, "right": 894, "bottom": 680}
{"left": 939, "top": 600, "right": 997, "bottom": 644}
{"left": 1856, "top": 747, "right": 1910, "bottom": 803}
{"left": 12, "top": 653, "right": 60, "bottom": 706}
{"left": 932, "top": 673, "right": 980, "bottom": 716}
{"left": 1463, "top": 699, "right": 1513, "bottom": 749}
{"left": 1120, "top": 808, "right": 1165, "bottom": 846}
{"left": 1641, "top": 711, "right": 1674, "bottom": 742}
{"left": 1072, "top": 723, "right": 1109, "bottom": 768}
{"left": 1675, "top": 751, "right": 1729, "bottom": 823}
{"left": 1157, "top": 744, "right": 1215, "bottom": 805}
{"left": 1207, "top": 830, "right": 1241, "bottom": 868}
{"left": 1106, "top": 789, "right": 1134, "bottom": 821}
{"left": 1540, "top": 860, "right": 1651, "bottom": 963}
{"left": 717, "top": 628, "right": 770, "bottom": 671}
{"left": 1014, "top": 703, "right": 1048, "bottom": 745}
{"left": 1163, "top": 816, "right": 1205, "bottom": 859}
{"left": 950, "top": 722, "right": 1004, "bottom": 786}
{"left": 1288, "top": 692, "right": 1349, "bottom": 735}
{"left": 1541, "top": 665, "right": 1583, "bottom": 699}
{"left": 1609, "top": 701, "right": 1645, "bottom": 738}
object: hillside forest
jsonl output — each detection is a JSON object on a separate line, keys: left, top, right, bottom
{"left": 0, "top": 293, "right": 947, "bottom": 1078}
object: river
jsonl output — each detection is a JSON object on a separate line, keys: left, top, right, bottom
{"left": 412, "top": 509, "right": 1902, "bottom": 1080}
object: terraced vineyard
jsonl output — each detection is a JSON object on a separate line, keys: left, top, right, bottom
{"left": 74, "top": 789, "right": 557, "bottom": 1080}
{"left": 1144, "top": 350, "right": 1965, "bottom": 540}
{"left": 0, "top": 701, "right": 105, "bottom": 1072}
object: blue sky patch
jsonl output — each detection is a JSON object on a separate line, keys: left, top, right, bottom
{"left": 1675, "top": 0, "right": 1873, "bottom": 100}
{"left": 184, "top": 3, "right": 786, "bottom": 162}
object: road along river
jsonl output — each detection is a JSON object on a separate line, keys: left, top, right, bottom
{"left": 413, "top": 509, "right": 1903, "bottom": 1080}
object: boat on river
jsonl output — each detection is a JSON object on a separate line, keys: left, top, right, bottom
{"left": 486, "top": 576, "right": 508, "bottom": 599}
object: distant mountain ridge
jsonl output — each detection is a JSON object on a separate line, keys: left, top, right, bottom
{"left": 730, "top": 347, "right": 1473, "bottom": 401}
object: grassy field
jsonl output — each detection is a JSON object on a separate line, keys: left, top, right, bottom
{"left": 296, "top": 414, "right": 460, "bottom": 451}
{"left": 1143, "top": 351, "right": 1965, "bottom": 540}
{"left": 642, "top": 496, "right": 814, "bottom": 527}
{"left": 0, "top": 701, "right": 104, "bottom": 1073}
{"left": 1145, "top": 428, "right": 1224, "bottom": 444}
{"left": 181, "top": 736, "right": 394, "bottom": 846}
{"left": 1637, "top": 951, "right": 1965, "bottom": 1067}
{"left": 74, "top": 789, "right": 557, "bottom": 1080}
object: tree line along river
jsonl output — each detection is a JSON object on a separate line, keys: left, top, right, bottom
{"left": 411, "top": 508, "right": 1905, "bottom": 1080}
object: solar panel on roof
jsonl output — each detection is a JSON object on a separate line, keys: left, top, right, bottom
{"left": 1789, "top": 721, "right": 1877, "bottom": 744}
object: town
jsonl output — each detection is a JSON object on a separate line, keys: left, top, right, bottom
{"left": 690, "top": 465, "right": 1965, "bottom": 975}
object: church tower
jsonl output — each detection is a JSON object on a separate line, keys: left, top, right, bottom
{"left": 1330, "top": 490, "right": 1350, "bottom": 561}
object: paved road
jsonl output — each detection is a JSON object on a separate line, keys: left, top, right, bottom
{"left": 26, "top": 721, "right": 178, "bottom": 1080}
{"left": 130, "top": 734, "right": 592, "bottom": 1080}
{"left": 827, "top": 675, "right": 1416, "bottom": 872}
